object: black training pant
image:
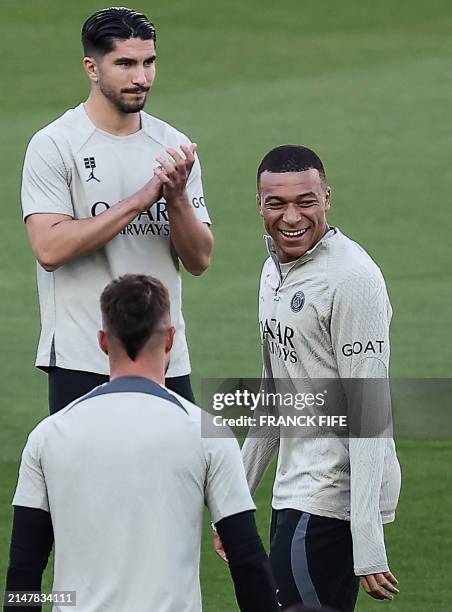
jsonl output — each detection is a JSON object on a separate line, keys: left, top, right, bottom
{"left": 269, "top": 509, "right": 359, "bottom": 612}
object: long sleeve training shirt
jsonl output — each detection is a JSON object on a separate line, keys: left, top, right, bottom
{"left": 242, "top": 228, "right": 401, "bottom": 576}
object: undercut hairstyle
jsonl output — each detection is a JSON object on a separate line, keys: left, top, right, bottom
{"left": 81, "top": 6, "right": 156, "bottom": 57}
{"left": 100, "top": 274, "right": 170, "bottom": 360}
{"left": 257, "top": 145, "right": 326, "bottom": 188}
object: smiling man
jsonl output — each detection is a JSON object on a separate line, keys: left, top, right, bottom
{"left": 218, "top": 145, "right": 402, "bottom": 611}
{"left": 259, "top": 157, "right": 331, "bottom": 263}
{"left": 21, "top": 7, "right": 213, "bottom": 412}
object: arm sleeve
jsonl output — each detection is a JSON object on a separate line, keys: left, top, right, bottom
{"left": 12, "top": 429, "right": 50, "bottom": 513}
{"left": 21, "top": 132, "right": 74, "bottom": 221}
{"left": 203, "top": 431, "right": 255, "bottom": 524}
{"left": 4, "top": 506, "right": 54, "bottom": 612}
{"left": 185, "top": 152, "right": 211, "bottom": 224}
{"left": 216, "top": 510, "right": 278, "bottom": 612}
{"left": 241, "top": 360, "right": 280, "bottom": 496}
{"left": 241, "top": 428, "right": 279, "bottom": 496}
{"left": 331, "top": 273, "right": 392, "bottom": 575}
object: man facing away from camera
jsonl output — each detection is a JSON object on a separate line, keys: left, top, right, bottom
{"left": 5, "top": 274, "right": 279, "bottom": 612}
{"left": 21, "top": 7, "right": 213, "bottom": 412}
{"left": 215, "top": 145, "right": 401, "bottom": 611}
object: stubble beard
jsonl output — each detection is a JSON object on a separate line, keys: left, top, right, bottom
{"left": 99, "top": 79, "right": 149, "bottom": 114}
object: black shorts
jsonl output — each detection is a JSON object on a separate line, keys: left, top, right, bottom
{"left": 269, "top": 509, "right": 359, "bottom": 612}
{"left": 47, "top": 367, "right": 195, "bottom": 414}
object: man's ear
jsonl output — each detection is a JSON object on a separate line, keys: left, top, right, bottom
{"left": 165, "top": 326, "right": 176, "bottom": 354}
{"left": 257, "top": 193, "right": 263, "bottom": 217}
{"left": 98, "top": 330, "right": 108, "bottom": 355}
{"left": 325, "top": 186, "right": 332, "bottom": 212}
{"left": 83, "top": 56, "right": 99, "bottom": 83}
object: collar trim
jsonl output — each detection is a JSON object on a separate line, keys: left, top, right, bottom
{"left": 68, "top": 375, "right": 188, "bottom": 413}
{"left": 264, "top": 227, "right": 338, "bottom": 272}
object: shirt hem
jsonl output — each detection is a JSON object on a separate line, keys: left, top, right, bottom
{"left": 35, "top": 356, "right": 191, "bottom": 378}
{"left": 272, "top": 500, "right": 350, "bottom": 520}
{"left": 12, "top": 496, "right": 49, "bottom": 512}
{"left": 211, "top": 502, "right": 256, "bottom": 526}
{"left": 272, "top": 500, "right": 396, "bottom": 524}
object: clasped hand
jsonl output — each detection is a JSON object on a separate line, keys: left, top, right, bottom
{"left": 154, "top": 143, "right": 197, "bottom": 203}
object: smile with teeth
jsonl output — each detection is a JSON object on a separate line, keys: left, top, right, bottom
{"left": 279, "top": 228, "right": 309, "bottom": 238}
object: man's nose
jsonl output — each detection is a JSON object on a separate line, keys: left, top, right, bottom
{"left": 132, "top": 66, "right": 148, "bottom": 86}
{"left": 282, "top": 203, "right": 301, "bottom": 225}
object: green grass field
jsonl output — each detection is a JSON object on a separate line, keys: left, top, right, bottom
{"left": 1, "top": 0, "right": 451, "bottom": 610}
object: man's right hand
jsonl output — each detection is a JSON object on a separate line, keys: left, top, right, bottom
{"left": 212, "top": 531, "right": 228, "bottom": 563}
{"left": 360, "top": 571, "right": 399, "bottom": 600}
{"left": 135, "top": 174, "right": 164, "bottom": 212}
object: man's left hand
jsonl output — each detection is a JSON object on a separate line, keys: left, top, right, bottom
{"left": 360, "top": 571, "right": 399, "bottom": 600}
{"left": 154, "top": 144, "right": 197, "bottom": 204}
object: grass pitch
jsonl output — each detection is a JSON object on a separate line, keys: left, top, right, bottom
{"left": 1, "top": 1, "right": 451, "bottom": 610}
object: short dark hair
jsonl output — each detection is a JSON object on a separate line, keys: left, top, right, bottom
{"left": 81, "top": 7, "right": 156, "bottom": 57}
{"left": 100, "top": 274, "right": 170, "bottom": 360}
{"left": 257, "top": 145, "right": 326, "bottom": 188}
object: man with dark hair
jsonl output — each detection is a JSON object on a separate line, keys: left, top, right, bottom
{"left": 21, "top": 7, "right": 213, "bottom": 412}
{"left": 81, "top": 6, "right": 157, "bottom": 59}
{"left": 215, "top": 145, "right": 401, "bottom": 610}
{"left": 5, "top": 274, "right": 279, "bottom": 612}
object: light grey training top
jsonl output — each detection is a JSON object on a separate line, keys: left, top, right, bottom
{"left": 242, "top": 228, "right": 401, "bottom": 575}
{"left": 14, "top": 377, "right": 255, "bottom": 611}
{"left": 21, "top": 104, "right": 211, "bottom": 377}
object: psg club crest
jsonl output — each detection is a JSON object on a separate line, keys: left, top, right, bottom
{"left": 290, "top": 291, "right": 305, "bottom": 313}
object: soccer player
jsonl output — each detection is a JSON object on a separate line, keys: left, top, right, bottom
{"left": 215, "top": 145, "right": 401, "bottom": 611}
{"left": 5, "top": 274, "right": 279, "bottom": 612}
{"left": 21, "top": 7, "right": 213, "bottom": 411}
